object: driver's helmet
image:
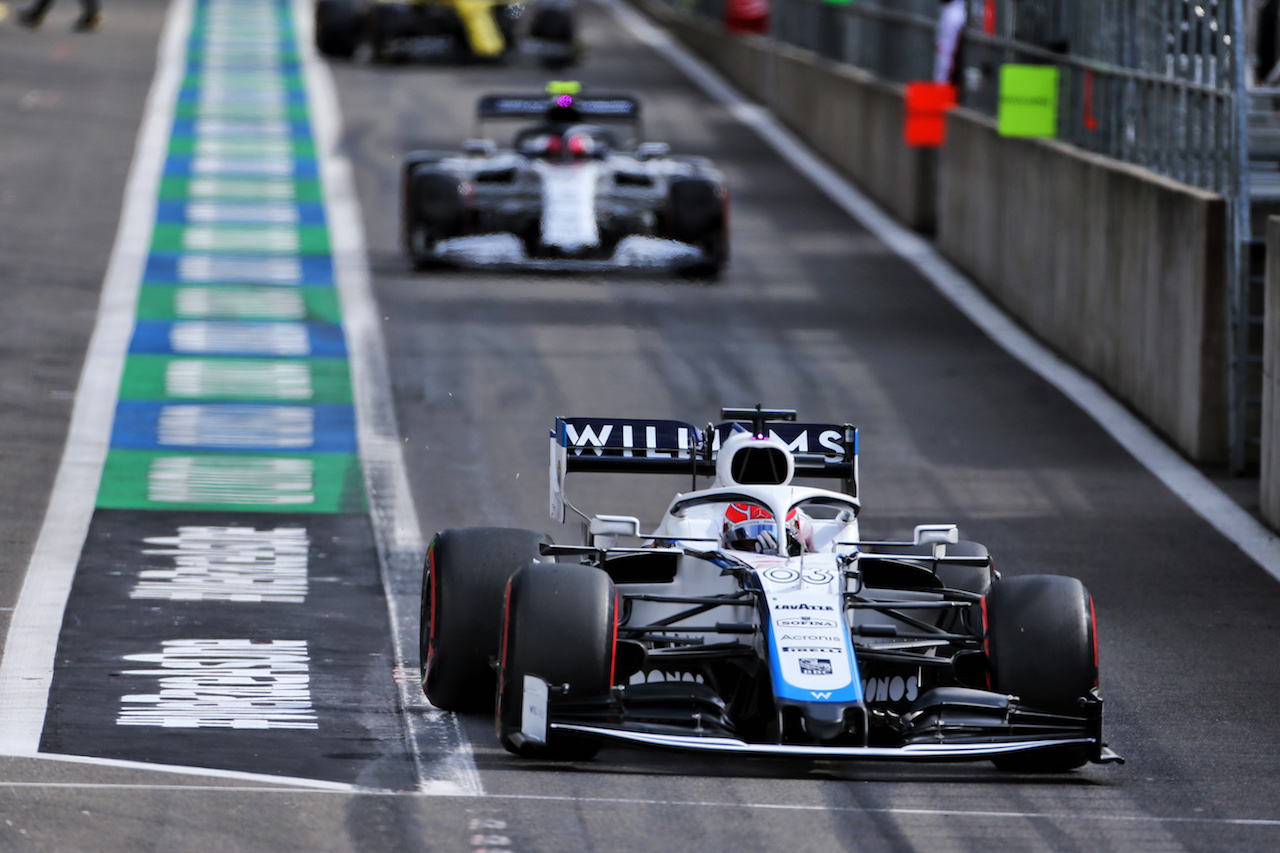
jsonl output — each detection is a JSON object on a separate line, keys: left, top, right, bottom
{"left": 518, "top": 131, "right": 563, "bottom": 158}
{"left": 722, "top": 503, "right": 806, "bottom": 556}
{"left": 564, "top": 129, "right": 603, "bottom": 159}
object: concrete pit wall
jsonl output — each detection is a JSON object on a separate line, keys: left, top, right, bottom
{"left": 938, "top": 111, "right": 1229, "bottom": 462}
{"left": 1262, "top": 217, "right": 1280, "bottom": 525}
{"left": 637, "top": 0, "right": 1230, "bottom": 463}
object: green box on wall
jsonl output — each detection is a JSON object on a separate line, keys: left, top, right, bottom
{"left": 998, "top": 64, "right": 1059, "bottom": 138}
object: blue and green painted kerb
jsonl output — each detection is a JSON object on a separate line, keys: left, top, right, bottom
{"left": 100, "top": 0, "right": 364, "bottom": 515}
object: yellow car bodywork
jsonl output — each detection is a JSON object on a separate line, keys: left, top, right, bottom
{"left": 371, "top": 0, "right": 520, "bottom": 57}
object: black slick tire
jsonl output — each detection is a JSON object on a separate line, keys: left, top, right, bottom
{"left": 496, "top": 562, "right": 617, "bottom": 759}
{"left": 985, "top": 574, "right": 1098, "bottom": 771}
{"left": 529, "top": 3, "right": 575, "bottom": 69}
{"left": 667, "top": 177, "right": 727, "bottom": 279}
{"left": 315, "top": 0, "right": 364, "bottom": 59}
{"left": 405, "top": 168, "right": 466, "bottom": 270}
{"left": 420, "top": 527, "right": 549, "bottom": 711}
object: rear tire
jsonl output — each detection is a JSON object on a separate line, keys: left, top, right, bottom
{"left": 368, "top": 1, "right": 407, "bottom": 62}
{"left": 315, "top": 0, "right": 364, "bottom": 59}
{"left": 986, "top": 574, "right": 1097, "bottom": 771}
{"left": 420, "top": 527, "right": 550, "bottom": 711}
{"left": 667, "top": 177, "right": 727, "bottom": 279}
{"left": 530, "top": 3, "right": 575, "bottom": 68}
{"left": 497, "top": 563, "right": 617, "bottom": 759}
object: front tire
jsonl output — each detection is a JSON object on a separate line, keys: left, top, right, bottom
{"left": 405, "top": 168, "right": 467, "bottom": 270}
{"left": 985, "top": 574, "right": 1097, "bottom": 771}
{"left": 497, "top": 563, "right": 617, "bottom": 759}
{"left": 667, "top": 177, "right": 727, "bottom": 280}
{"left": 420, "top": 527, "right": 549, "bottom": 711}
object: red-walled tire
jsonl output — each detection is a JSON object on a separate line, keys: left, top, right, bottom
{"left": 496, "top": 562, "right": 617, "bottom": 759}
{"left": 420, "top": 527, "right": 549, "bottom": 711}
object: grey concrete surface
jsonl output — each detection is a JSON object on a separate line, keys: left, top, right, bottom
{"left": 939, "top": 108, "right": 1229, "bottom": 464}
{"left": 0, "top": 0, "right": 1279, "bottom": 850}
{"left": 0, "top": 0, "right": 164, "bottom": 658}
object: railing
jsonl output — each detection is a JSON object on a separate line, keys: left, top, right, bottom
{"left": 655, "top": 0, "right": 1257, "bottom": 468}
{"left": 696, "top": 0, "right": 1242, "bottom": 196}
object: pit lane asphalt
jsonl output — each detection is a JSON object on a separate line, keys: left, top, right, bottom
{"left": 1, "top": 0, "right": 1279, "bottom": 851}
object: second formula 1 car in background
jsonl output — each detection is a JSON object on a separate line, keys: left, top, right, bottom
{"left": 401, "top": 85, "right": 729, "bottom": 277}
{"left": 314, "top": 0, "right": 578, "bottom": 67}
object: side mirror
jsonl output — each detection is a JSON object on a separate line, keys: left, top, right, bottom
{"left": 913, "top": 524, "right": 958, "bottom": 548}
{"left": 462, "top": 138, "right": 497, "bottom": 157}
{"left": 635, "top": 142, "right": 670, "bottom": 161}
{"left": 589, "top": 515, "right": 642, "bottom": 549}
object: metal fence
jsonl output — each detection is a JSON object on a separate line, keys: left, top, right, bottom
{"left": 760, "top": 0, "right": 1245, "bottom": 197}
{"left": 662, "top": 0, "right": 1257, "bottom": 470}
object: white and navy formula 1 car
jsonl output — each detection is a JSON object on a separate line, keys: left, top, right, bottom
{"left": 400, "top": 85, "right": 729, "bottom": 277}
{"left": 315, "top": 0, "right": 577, "bottom": 67}
{"left": 420, "top": 407, "right": 1122, "bottom": 770}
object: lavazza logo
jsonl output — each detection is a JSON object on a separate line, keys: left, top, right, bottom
{"left": 775, "top": 603, "right": 834, "bottom": 612}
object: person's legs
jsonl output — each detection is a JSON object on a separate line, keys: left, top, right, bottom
{"left": 72, "top": 0, "right": 100, "bottom": 30}
{"left": 17, "top": 0, "right": 54, "bottom": 27}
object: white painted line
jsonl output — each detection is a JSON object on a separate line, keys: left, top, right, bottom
{"left": 0, "top": 777, "right": 1270, "bottom": 827}
{"left": 8, "top": 752, "right": 355, "bottom": 792}
{"left": 0, "top": 0, "right": 194, "bottom": 757}
{"left": 602, "top": 0, "right": 1280, "bottom": 584}
{"left": 478, "top": 792, "right": 1280, "bottom": 826}
{"left": 294, "top": 0, "right": 484, "bottom": 796}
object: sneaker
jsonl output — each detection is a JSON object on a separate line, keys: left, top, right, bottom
{"left": 17, "top": 7, "right": 44, "bottom": 27}
{"left": 71, "top": 10, "right": 100, "bottom": 30}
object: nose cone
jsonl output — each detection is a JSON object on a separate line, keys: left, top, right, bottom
{"left": 801, "top": 701, "right": 853, "bottom": 743}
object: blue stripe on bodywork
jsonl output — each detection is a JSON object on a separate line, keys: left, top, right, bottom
{"left": 765, "top": 608, "right": 863, "bottom": 705}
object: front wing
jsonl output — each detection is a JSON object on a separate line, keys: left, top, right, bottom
{"left": 431, "top": 233, "right": 707, "bottom": 271}
{"left": 549, "top": 724, "right": 1124, "bottom": 763}
{"left": 516, "top": 677, "right": 1123, "bottom": 765}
